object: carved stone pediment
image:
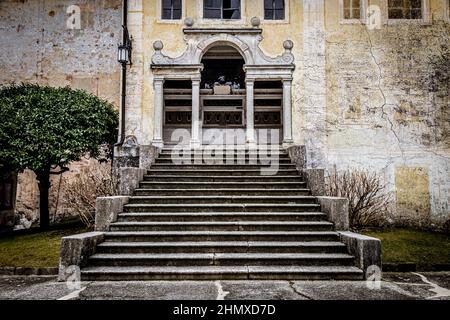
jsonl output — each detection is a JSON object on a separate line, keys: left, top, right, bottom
{"left": 151, "top": 28, "right": 295, "bottom": 67}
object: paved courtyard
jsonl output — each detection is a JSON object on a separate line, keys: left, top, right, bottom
{"left": 0, "top": 272, "right": 448, "bottom": 300}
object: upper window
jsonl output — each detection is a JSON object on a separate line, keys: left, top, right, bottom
{"left": 204, "top": 0, "right": 241, "bottom": 19}
{"left": 161, "top": 0, "right": 182, "bottom": 20}
{"left": 264, "top": 0, "right": 285, "bottom": 20}
{"left": 388, "top": 0, "right": 422, "bottom": 19}
{"left": 343, "top": 0, "right": 362, "bottom": 19}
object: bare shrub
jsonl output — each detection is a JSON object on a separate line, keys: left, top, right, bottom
{"left": 325, "top": 167, "right": 393, "bottom": 230}
{"left": 63, "top": 161, "right": 117, "bottom": 227}
{"left": 444, "top": 219, "right": 450, "bottom": 235}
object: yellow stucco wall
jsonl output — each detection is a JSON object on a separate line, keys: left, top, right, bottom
{"left": 0, "top": 0, "right": 448, "bottom": 226}
{"left": 132, "top": 0, "right": 449, "bottom": 222}
{"left": 395, "top": 166, "right": 431, "bottom": 220}
{"left": 137, "top": 0, "right": 305, "bottom": 145}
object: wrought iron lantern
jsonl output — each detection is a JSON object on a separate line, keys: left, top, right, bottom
{"left": 117, "top": 25, "right": 132, "bottom": 65}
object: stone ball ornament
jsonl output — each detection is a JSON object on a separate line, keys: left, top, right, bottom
{"left": 251, "top": 16, "right": 261, "bottom": 27}
{"left": 184, "top": 17, "right": 194, "bottom": 27}
{"left": 283, "top": 40, "right": 294, "bottom": 51}
{"left": 153, "top": 40, "right": 164, "bottom": 51}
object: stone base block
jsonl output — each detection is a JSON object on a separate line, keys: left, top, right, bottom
{"left": 302, "top": 168, "right": 325, "bottom": 196}
{"left": 95, "top": 196, "right": 129, "bottom": 231}
{"left": 58, "top": 232, "right": 104, "bottom": 281}
{"left": 114, "top": 144, "right": 160, "bottom": 170}
{"left": 338, "top": 231, "right": 382, "bottom": 279}
{"left": 286, "top": 145, "right": 306, "bottom": 170}
{"left": 317, "top": 196, "right": 350, "bottom": 231}
{"left": 118, "top": 167, "right": 146, "bottom": 196}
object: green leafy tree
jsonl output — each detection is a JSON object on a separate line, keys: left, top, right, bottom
{"left": 0, "top": 84, "right": 118, "bottom": 229}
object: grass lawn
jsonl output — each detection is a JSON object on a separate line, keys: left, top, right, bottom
{"left": 0, "top": 226, "right": 448, "bottom": 269}
{"left": 0, "top": 227, "right": 88, "bottom": 268}
{"left": 363, "top": 228, "right": 450, "bottom": 268}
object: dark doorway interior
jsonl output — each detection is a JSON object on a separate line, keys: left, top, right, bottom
{"left": 201, "top": 59, "right": 245, "bottom": 89}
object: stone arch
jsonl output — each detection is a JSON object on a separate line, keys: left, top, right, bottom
{"left": 194, "top": 34, "right": 254, "bottom": 65}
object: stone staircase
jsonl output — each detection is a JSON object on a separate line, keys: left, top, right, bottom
{"left": 81, "top": 147, "right": 364, "bottom": 280}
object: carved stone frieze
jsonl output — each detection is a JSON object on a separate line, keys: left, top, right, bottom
{"left": 151, "top": 28, "right": 295, "bottom": 67}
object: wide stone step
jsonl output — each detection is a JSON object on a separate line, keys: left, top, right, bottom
{"left": 133, "top": 188, "right": 311, "bottom": 196}
{"left": 141, "top": 176, "right": 306, "bottom": 183}
{"left": 109, "top": 221, "right": 334, "bottom": 232}
{"left": 88, "top": 252, "right": 355, "bottom": 267}
{"left": 146, "top": 169, "right": 299, "bottom": 176}
{"left": 96, "top": 241, "right": 348, "bottom": 254}
{"left": 150, "top": 164, "right": 297, "bottom": 170}
{"left": 156, "top": 153, "right": 291, "bottom": 158}
{"left": 158, "top": 148, "right": 289, "bottom": 153}
{"left": 154, "top": 157, "right": 293, "bottom": 164}
{"left": 104, "top": 231, "right": 339, "bottom": 242}
{"left": 81, "top": 265, "right": 364, "bottom": 281}
{"left": 122, "top": 203, "right": 321, "bottom": 213}
{"left": 117, "top": 212, "right": 328, "bottom": 222}
{"left": 127, "top": 195, "right": 317, "bottom": 205}
{"left": 159, "top": 149, "right": 288, "bottom": 155}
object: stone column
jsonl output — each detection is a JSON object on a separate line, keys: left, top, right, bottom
{"left": 282, "top": 79, "right": 293, "bottom": 146}
{"left": 191, "top": 78, "right": 201, "bottom": 148}
{"left": 152, "top": 78, "right": 164, "bottom": 148}
{"left": 246, "top": 79, "right": 256, "bottom": 145}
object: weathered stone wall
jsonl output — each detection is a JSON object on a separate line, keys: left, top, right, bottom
{"left": 1, "top": 0, "right": 449, "bottom": 227}
{"left": 135, "top": 0, "right": 449, "bottom": 225}
{"left": 323, "top": 0, "right": 449, "bottom": 226}
{"left": 0, "top": 0, "right": 122, "bottom": 228}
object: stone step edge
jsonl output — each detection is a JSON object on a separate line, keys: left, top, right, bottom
{"left": 129, "top": 195, "right": 317, "bottom": 200}
{"left": 142, "top": 176, "right": 303, "bottom": 179}
{"left": 97, "top": 241, "right": 346, "bottom": 247}
{"left": 151, "top": 164, "right": 296, "bottom": 166}
{"left": 118, "top": 212, "right": 327, "bottom": 216}
{"left": 89, "top": 253, "right": 355, "bottom": 260}
{"left": 105, "top": 231, "right": 339, "bottom": 236}
{"left": 81, "top": 265, "right": 363, "bottom": 275}
{"left": 147, "top": 169, "right": 299, "bottom": 171}
{"left": 79, "top": 266, "right": 364, "bottom": 281}
{"left": 134, "top": 188, "right": 311, "bottom": 192}
{"left": 110, "top": 221, "right": 333, "bottom": 226}
{"left": 123, "top": 204, "right": 321, "bottom": 208}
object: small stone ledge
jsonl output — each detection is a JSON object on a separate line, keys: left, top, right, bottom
{"left": 58, "top": 232, "right": 105, "bottom": 281}
{"left": 0, "top": 267, "right": 58, "bottom": 276}
{"left": 113, "top": 144, "right": 160, "bottom": 171}
{"left": 302, "top": 169, "right": 325, "bottom": 196}
{"left": 118, "top": 167, "right": 146, "bottom": 196}
{"left": 338, "top": 231, "right": 382, "bottom": 279}
{"left": 95, "top": 196, "right": 129, "bottom": 231}
{"left": 286, "top": 145, "right": 306, "bottom": 171}
{"left": 317, "top": 196, "right": 349, "bottom": 231}
{"left": 113, "top": 145, "right": 140, "bottom": 169}
{"left": 140, "top": 145, "right": 160, "bottom": 170}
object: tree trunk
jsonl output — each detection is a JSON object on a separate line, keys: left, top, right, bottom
{"left": 37, "top": 171, "right": 50, "bottom": 229}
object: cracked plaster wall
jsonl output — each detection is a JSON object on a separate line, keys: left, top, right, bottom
{"left": 0, "top": 0, "right": 122, "bottom": 227}
{"left": 0, "top": 0, "right": 448, "bottom": 226}
{"left": 324, "top": 0, "right": 449, "bottom": 224}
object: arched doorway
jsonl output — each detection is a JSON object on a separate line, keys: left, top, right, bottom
{"left": 156, "top": 40, "right": 291, "bottom": 146}
{"left": 200, "top": 45, "right": 247, "bottom": 145}
{"left": 199, "top": 44, "right": 283, "bottom": 145}
{"left": 153, "top": 33, "right": 291, "bottom": 148}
